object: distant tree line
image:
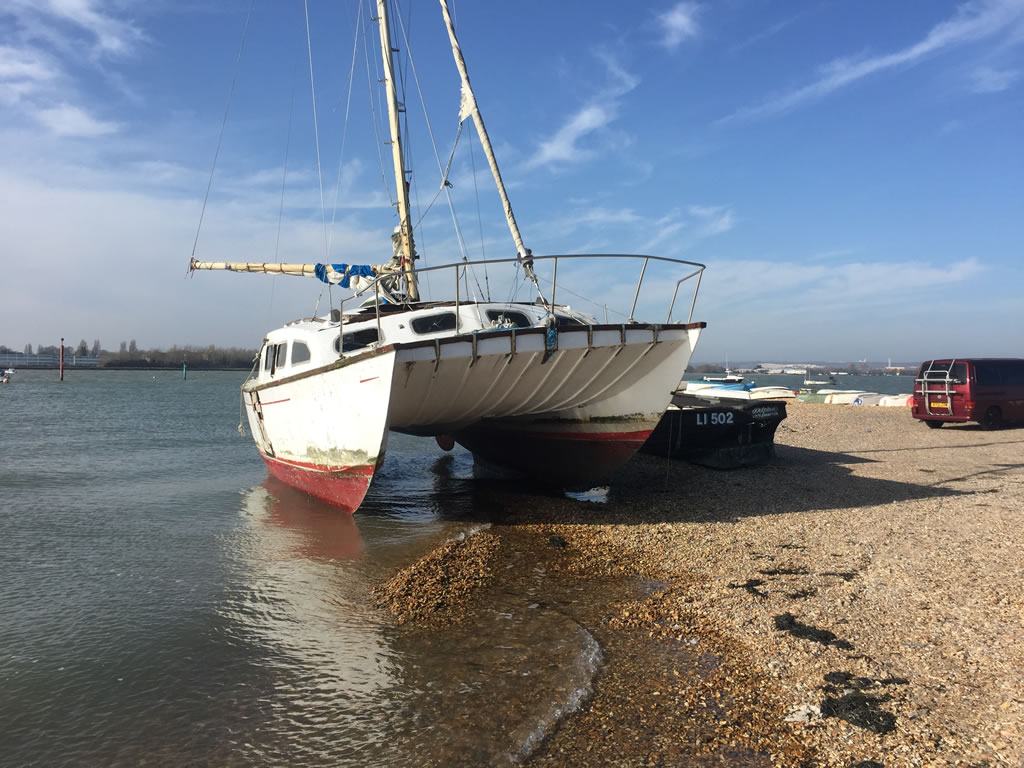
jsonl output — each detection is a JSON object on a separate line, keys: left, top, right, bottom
{"left": 2, "top": 340, "right": 257, "bottom": 369}
{"left": 102, "top": 342, "right": 258, "bottom": 369}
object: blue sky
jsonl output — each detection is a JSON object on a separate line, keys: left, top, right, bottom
{"left": 1, "top": 0, "right": 1021, "bottom": 363}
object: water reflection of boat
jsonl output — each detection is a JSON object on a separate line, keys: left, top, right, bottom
{"left": 258, "top": 476, "right": 365, "bottom": 561}
{"left": 232, "top": 480, "right": 393, "bottom": 706}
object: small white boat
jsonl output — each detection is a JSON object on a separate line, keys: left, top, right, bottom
{"left": 851, "top": 393, "right": 885, "bottom": 406}
{"left": 821, "top": 390, "right": 869, "bottom": 405}
{"left": 803, "top": 374, "right": 835, "bottom": 386}
{"left": 749, "top": 386, "right": 796, "bottom": 400}
{"left": 879, "top": 394, "right": 913, "bottom": 407}
{"left": 703, "top": 368, "right": 744, "bottom": 384}
{"left": 2, "top": 367, "right": 13, "bottom": 376}
{"left": 691, "top": 388, "right": 752, "bottom": 401}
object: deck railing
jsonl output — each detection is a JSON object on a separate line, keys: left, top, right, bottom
{"left": 338, "top": 253, "right": 706, "bottom": 340}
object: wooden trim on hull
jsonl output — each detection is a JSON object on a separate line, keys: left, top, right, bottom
{"left": 261, "top": 454, "right": 375, "bottom": 513}
{"left": 453, "top": 423, "right": 654, "bottom": 490}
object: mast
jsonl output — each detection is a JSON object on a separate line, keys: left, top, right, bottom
{"left": 438, "top": 0, "right": 545, "bottom": 300}
{"left": 376, "top": 0, "right": 419, "bottom": 301}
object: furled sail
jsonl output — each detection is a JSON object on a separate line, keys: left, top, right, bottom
{"left": 314, "top": 263, "right": 377, "bottom": 291}
{"left": 189, "top": 258, "right": 400, "bottom": 294}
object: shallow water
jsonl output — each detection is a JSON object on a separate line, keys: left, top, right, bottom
{"left": 0, "top": 370, "right": 616, "bottom": 766}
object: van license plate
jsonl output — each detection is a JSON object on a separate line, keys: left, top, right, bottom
{"left": 930, "top": 401, "right": 949, "bottom": 409}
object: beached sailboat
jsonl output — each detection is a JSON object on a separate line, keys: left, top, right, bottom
{"left": 189, "top": 1, "right": 707, "bottom": 512}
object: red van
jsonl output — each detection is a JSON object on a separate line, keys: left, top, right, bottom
{"left": 912, "top": 358, "right": 1024, "bottom": 429}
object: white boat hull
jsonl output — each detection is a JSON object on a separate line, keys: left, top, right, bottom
{"left": 879, "top": 394, "right": 913, "bottom": 407}
{"left": 245, "top": 322, "right": 703, "bottom": 507}
{"left": 244, "top": 352, "right": 396, "bottom": 511}
{"left": 851, "top": 393, "right": 885, "bottom": 406}
{"left": 822, "top": 390, "right": 869, "bottom": 405}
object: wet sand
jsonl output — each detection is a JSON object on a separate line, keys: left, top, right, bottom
{"left": 376, "top": 403, "right": 1024, "bottom": 767}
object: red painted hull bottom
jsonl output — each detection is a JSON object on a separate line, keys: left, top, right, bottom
{"left": 261, "top": 454, "right": 375, "bottom": 514}
{"left": 453, "top": 423, "right": 653, "bottom": 490}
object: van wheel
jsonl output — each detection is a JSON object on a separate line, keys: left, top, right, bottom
{"left": 982, "top": 407, "right": 1003, "bottom": 430}
{"left": 925, "top": 420, "right": 943, "bottom": 429}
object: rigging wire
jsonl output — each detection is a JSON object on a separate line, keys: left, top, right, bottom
{"left": 467, "top": 128, "right": 491, "bottom": 301}
{"left": 274, "top": 59, "right": 298, "bottom": 262}
{"left": 303, "top": 0, "right": 330, "bottom": 262}
{"left": 327, "top": 0, "right": 366, "bottom": 260}
{"left": 189, "top": 0, "right": 255, "bottom": 266}
{"left": 270, "top": 54, "right": 299, "bottom": 324}
{"left": 393, "top": 0, "right": 432, "bottom": 297}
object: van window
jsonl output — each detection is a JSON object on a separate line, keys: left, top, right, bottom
{"left": 411, "top": 313, "right": 457, "bottom": 334}
{"left": 949, "top": 362, "right": 967, "bottom": 383}
{"left": 486, "top": 310, "right": 531, "bottom": 328}
{"left": 291, "top": 341, "right": 311, "bottom": 365}
{"left": 974, "top": 362, "right": 1002, "bottom": 385}
{"left": 1009, "top": 362, "right": 1024, "bottom": 386}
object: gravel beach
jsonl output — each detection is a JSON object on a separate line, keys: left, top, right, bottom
{"left": 376, "top": 403, "right": 1024, "bottom": 767}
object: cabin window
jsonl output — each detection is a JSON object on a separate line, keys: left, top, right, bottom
{"left": 411, "top": 313, "right": 457, "bottom": 334}
{"left": 275, "top": 343, "right": 288, "bottom": 369}
{"left": 335, "top": 327, "right": 380, "bottom": 354}
{"left": 555, "top": 313, "right": 586, "bottom": 327}
{"left": 486, "top": 310, "right": 531, "bottom": 328}
{"left": 291, "top": 341, "right": 311, "bottom": 365}
{"left": 263, "top": 345, "right": 274, "bottom": 372}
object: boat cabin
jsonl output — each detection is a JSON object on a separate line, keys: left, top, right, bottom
{"left": 252, "top": 301, "right": 593, "bottom": 383}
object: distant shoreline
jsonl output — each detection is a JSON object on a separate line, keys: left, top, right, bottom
{"left": 8, "top": 366, "right": 252, "bottom": 372}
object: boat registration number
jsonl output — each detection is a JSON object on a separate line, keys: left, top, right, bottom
{"left": 929, "top": 401, "right": 949, "bottom": 409}
{"left": 696, "top": 412, "right": 734, "bottom": 425}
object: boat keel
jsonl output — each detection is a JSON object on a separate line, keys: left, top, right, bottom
{"left": 453, "top": 421, "right": 653, "bottom": 490}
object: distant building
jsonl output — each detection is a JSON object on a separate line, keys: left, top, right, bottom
{"left": 0, "top": 352, "right": 100, "bottom": 369}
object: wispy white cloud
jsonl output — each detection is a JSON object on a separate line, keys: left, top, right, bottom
{"left": 33, "top": 103, "right": 119, "bottom": 136}
{"left": 657, "top": 2, "right": 701, "bottom": 50}
{"left": 525, "top": 53, "right": 640, "bottom": 170}
{"left": 8, "top": 0, "right": 147, "bottom": 59}
{"left": 719, "top": 0, "right": 1024, "bottom": 123}
{"left": 528, "top": 105, "right": 615, "bottom": 168}
{"left": 969, "top": 64, "right": 1020, "bottom": 92}
{"left": 0, "top": 44, "right": 60, "bottom": 84}
{"left": 1, "top": 1, "right": 146, "bottom": 133}
{"left": 535, "top": 203, "right": 734, "bottom": 257}
{"left": 638, "top": 213, "right": 686, "bottom": 253}
{"left": 0, "top": 44, "right": 62, "bottom": 106}
{"left": 688, "top": 204, "right": 735, "bottom": 237}
{"left": 729, "top": 13, "right": 800, "bottom": 55}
